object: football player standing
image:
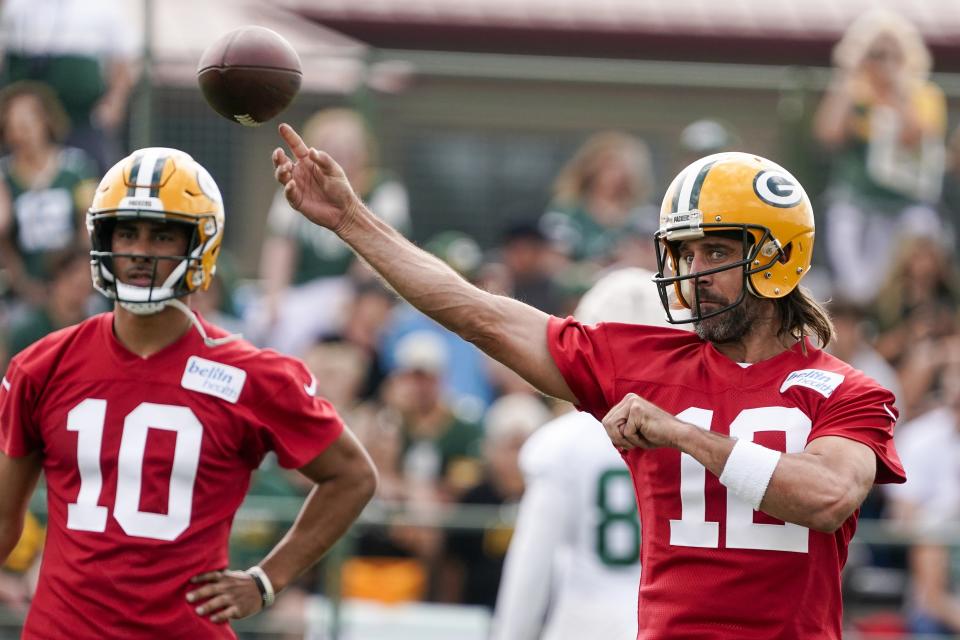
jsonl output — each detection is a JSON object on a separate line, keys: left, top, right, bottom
{"left": 273, "top": 123, "right": 905, "bottom": 639}
{"left": 0, "top": 148, "right": 377, "bottom": 638}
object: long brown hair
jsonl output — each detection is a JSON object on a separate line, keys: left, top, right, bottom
{"left": 0, "top": 80, "right": 70, "bottom": 145}
{"left": 776, "top": 285, "right": 835, "bottom": 348}
{"left": 552, "top": 131, "right": 654, "bottom": 207}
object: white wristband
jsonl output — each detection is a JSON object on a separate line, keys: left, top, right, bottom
{"left": 245, "top": 565, "right": 276, "bottom": 608}
{"left": 718, "top": 439, "right": 781, "bottom": 510}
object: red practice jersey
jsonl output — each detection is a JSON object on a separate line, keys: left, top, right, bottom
{"left": 0, "top": 313, "right": 344, "bottom": 639}
{"left": 547, "top": 318, "right": 905, "bottom": 640}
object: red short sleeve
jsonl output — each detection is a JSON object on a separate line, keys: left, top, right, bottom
{"left": 0, "top": 359, "right": 41, "bottom": 457}
{"left": 546, "top": 316, "right": 616, "bottom": 419}
{"left": 249, "top": 355, "right": 345, "bottom": 469}
{"left": 814, "top": 382, "right": 905, "bottom": 485}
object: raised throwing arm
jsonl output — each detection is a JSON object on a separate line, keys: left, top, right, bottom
{"left": 272, "top": 124, "right": 575, "bottom": 403}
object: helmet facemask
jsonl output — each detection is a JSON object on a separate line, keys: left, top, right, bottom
{"left": 88, "top": 212, "right": 217, "bottom": 316}
{"left": 653, "top": 210, "right": 786, "bottom": 324}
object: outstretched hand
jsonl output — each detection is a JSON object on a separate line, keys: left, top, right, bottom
{"left": 273, "top": 123, "right": 360, "bottom": 232}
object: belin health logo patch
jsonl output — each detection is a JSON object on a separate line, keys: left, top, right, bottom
{"left": 181, "top": 356, "right": 247, "bottom": 403}
{"left": 779, "top": 369, "right": 845, "bottom": 398}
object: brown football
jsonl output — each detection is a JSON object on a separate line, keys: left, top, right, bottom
{"left": 197, "top": 26, "right": 302, "bottom": 127}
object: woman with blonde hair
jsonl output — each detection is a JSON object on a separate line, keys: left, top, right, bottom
{"left": 539, "top": 131, "right": 656, "bottom": 266}
{"left": 814, "top": 8, "right": 947, "bottom": 304}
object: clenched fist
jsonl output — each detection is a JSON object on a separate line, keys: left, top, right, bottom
{"left": 602, "top": 393, "right": 690, "bottom": 451}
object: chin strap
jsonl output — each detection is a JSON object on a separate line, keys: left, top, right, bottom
{"left": 167, "top": 298, "right": 242, "bottom": 348}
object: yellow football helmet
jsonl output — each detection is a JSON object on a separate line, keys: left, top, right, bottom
{"left": 87, "top": 148, "right": 224, "bottom": 315}
{"left": 653, "top": 152, "right": 815, "bottom": 323}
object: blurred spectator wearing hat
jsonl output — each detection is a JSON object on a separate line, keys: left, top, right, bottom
{"left": 337, "top": 331, "right": 485, "bottom": 603}
{"left": 383, "top": 331, "right": 484, "bottom": 501}
{"left": 487, "top": 222, "right": 566, "bottom": 316}
{"left": 0, "top": 82, "right": 98, "bottom": 310}
{"left": 254, "top": 108, "right": 410, "bottom": 357}
{"left": 441, "top": 393, "right": 552, "bottom": 609}
{"left": 380, "top": 231, "right": 496, "bottom": 419}
{"left": 0, "top": 0, "right": 137, "bottom": 174}
{"left": 539, "top": 131, "right": 657, "bottom": 269}
{"left": 814, "top": 8, "right": 947, "bottom": 304}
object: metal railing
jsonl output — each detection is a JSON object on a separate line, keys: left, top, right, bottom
{"left": 7, "top": 492, "right": 960, "bottom": 639}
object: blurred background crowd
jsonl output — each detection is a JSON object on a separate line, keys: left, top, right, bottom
{"left": 2, "top": 1, "right": 960, "bottom": 638}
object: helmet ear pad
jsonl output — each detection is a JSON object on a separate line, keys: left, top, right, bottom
{"left": 747, "top": 231, "right": 814, "bottom": 299}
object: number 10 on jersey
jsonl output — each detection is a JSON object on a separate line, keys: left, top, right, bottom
{"left": 67, "top": 399, "right": 203, "bottom": 542}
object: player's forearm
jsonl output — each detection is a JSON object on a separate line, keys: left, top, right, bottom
{"left": 0, "top": 453, "right": 41, "bottom": 565}
{"left": 676, "top": 427, "right": 859, "bottom": 532}
{"left": 756, "top": 453, "right": 865, "bottom": 532}
{"left": 257, "top": 466, "right": 376, "bottom": 593}
{"left": 0, "top": 509, "right": 27, "bottom": 566}
{"left": 333, "top": 199, "right": 574, "bottom": 402}
{"left": 337, "top": 202, "right": 501, "bottom": 345}
{"left": 0, "top": 525, "right": 22, "bottom": 566}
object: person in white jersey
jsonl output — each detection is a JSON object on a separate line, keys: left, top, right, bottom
{"left": 492, "top": 268, "right": 676, "bottom": 640}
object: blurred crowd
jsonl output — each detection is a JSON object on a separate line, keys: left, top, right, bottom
{"left": 2, "top": 3, "right": 960, "bottom": 637}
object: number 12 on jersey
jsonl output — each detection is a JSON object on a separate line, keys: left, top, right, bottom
{"left": 669, "top": 406, "right": 811, "bottom": 553}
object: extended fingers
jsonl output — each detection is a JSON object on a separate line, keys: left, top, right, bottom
{"left": 186, "top": 582, "right": 221, "bottom": 603}
{"left": 271, "top": 147, "right": 289, "bottom": 168}
{"left": 273, "top": 149, "right": 294, "bottom": 184}
{"left": 187, "top": 574, "right": 258, "bottom": 622}
{"left": 279, "top": 123, "right": 310, "bottom": 159}
{"left": 195, "top": 593, "right": 234, "bottom": 617}
{"left": 283, "top": 180, "right": 302, "bottom": 209}
{"left": 210, "top": 605, "right": 241, "bottom": 624}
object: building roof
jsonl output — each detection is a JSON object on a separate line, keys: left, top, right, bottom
{"left": 128, "top": 0, "right": 368, "bottom": 92}
{"left": 283, "top": 0, "right": 960, "bottom": 71}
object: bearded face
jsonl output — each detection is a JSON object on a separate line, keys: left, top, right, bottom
{"left": 693, "top": 286, "right": 764, "bottom": 344}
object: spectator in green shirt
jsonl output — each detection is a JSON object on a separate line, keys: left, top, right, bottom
{"left": 0, "top": 82, "right": 98, "bottom": 308}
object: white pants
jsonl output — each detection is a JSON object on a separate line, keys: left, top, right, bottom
{"left": 244, "top": 276, "right": 353, "bottom": 357}
{"left": 825, "top": 199, "right": 943, "bottom": 304}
